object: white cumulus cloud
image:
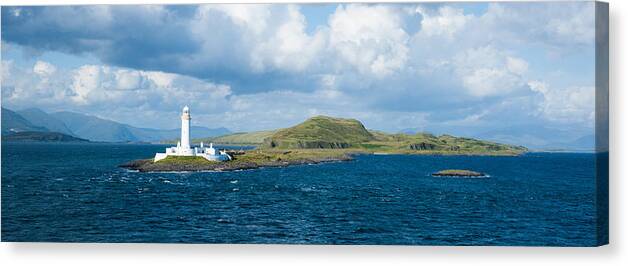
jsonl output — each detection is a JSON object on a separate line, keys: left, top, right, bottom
{"left": 528, "top": 80, "right": 595, "bottom": 123}
{"left": 33, "top": 60, "right": 57, "bottom": 76}
{"left": 453, "top": 47, "right": 528, "bottom": 97}
{"left": 3, "top": 60, "right": 232, "bottom": 118}
{"left": 329, "top": 4, "right": 410, "bottom": 78}
{"left": 417, "top": 6, "right": 471, "bottom": 39}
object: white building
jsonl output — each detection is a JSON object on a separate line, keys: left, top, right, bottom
{"left": 154, "top": 106, "right": 232, "bottom": 162}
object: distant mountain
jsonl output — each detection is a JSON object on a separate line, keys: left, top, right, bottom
{"left": 17, "top": 108, "right": 74, "bottom": 135}
{"left": 2, "top": 131, "right": 89, "bottom": 142}
{"left": 1, "top": 108, "right": 48, "bottom": 135}
{"left": 400, "top": 124, "right": 595, "bottom": 152}
{"left": 474, "top": 125, "right": 595, "bottom": 151}
{"left": 2, "top": 107, "right": 231, "bottom": 143}
{"left": 51, "top": 111, "right": 138, "bottom": 142}
{"left": 128, "top": 126, "right": 231, "bottom": 143}
{"left": 51, "top": 111, "right": 230, "bottom": 142}
{"left": 539, "top": 134, "right": 595, "bottom": 151}
{"left": 569, "top": 134, "right": 596, "bottom": 150}
{"left": 473, "top": 125, "right": 595, "bottom": 151}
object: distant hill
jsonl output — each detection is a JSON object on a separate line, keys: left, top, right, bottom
{"left": 2, "top": 107, "right": 231, "bottom": 143}
{"left": 194, "top": 130, "right": 277, "bottom": 145}
{"left": 2, "top": 131, "right": 89, "bottom": 142}
{"left": 473, "top": 125, "right": 594, "bottom": 151}
{"left": 18, "top": 108, "right": 75, "bottom": 135}
{"left": 535, "top": 134, "right": 595, "bottom": 152}
{"left": 1, "top": 108, "right": 48, "bottom": 135}
{"left": 51, "top": 111, "right": 230, "bottom": 142}
{"left": 51, "top": 111, "right": 139, "bottom": 142}
{"left": 264, "top": 116, "right": 375, "bottom": 149}
{"left": 130, "top": 126, "right": 231, "bottom": 143}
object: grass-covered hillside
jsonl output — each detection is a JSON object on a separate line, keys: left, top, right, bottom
{"left": 188, "top": 115, "right": 526, "bottom": 155}
{"left": 263, "top": 116, "right": 375, "bottom": 149}
{"left": 361, "top": 131, "right": 526, "bottom": 155}
{"left": 258, "top": 115, "right": 525, "bottom": 155}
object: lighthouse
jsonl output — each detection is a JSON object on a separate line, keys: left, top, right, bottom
{"left": 153, "top": 106, "right": 232, "bottom": 162}
{"left": 180, "top": 106, "right": 191, "bottom": 150}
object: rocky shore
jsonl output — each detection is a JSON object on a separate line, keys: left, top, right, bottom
{"left": 119, "top": 149, "right": 353, "bottom": 172}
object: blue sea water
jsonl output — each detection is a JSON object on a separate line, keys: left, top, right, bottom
{"left": 1, "top": 143, "right": 598, "bottom": 245}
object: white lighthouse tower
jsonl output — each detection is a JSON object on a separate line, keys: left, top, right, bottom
{"left": 154, "top": 106, "right": 232, "bottom": 162}
{"left": 180, "top": 105, "right": 191, "bottom": 152}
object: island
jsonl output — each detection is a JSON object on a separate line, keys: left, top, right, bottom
{"left": 120, "top": 149, "right": 352, "bottom": 172}
{"left": 121, "top": 107, "right": 527, "bottom": 172}
{"left": 197, "top": 116, "right": 527, "bottom": 155}
{"left": 432, "top": 169, "right": 486, "bottom": 177}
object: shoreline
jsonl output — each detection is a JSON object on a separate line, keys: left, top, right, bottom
{"left": 119, "top": 150, "right": 353, "bottom": 172}
{"left": 120, "top": 157, "right": 350, "bottom": 173}
{"left": 117, "top": 148, "right": 529, "bottom": 173}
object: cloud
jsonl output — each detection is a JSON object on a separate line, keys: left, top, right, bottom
{"left": 2, "top": 59, "right": 432, "bottom": 133}
{"left": 33, "top": 60, "right": 57, "bottom": 76}
{"left": 1, "top": 3, "right": 595, "bottom": 91}
{"left": 506, "top": 57, "right": 528, "bottom": 75}
{"left": 2, "top": 60, "right": 231, "bottom": 116}
{"left": 451, "top": 46, "right": 528, "bottom": 97}
{"left": 478, "top": 2, "right": 595, "bottom": 47}
{"left": 528, "top": 81, "right": 595, "bottom": 124}
{"left": 328, "top": 4, "right": 410, "bottom": 78}
{"left": 249, "top": 5, "right": 327, "bottom": 73}
{"left": 0, "top": 2, "right": 599, "bottom": 142}
{"left": 416, "top": 6, "right": 470, "bottom": 39}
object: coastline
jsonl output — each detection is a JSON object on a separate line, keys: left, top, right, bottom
{"left": 118, "top": 147, "right": 528, "bottom": 173}
{"left": 119, "top": 149, "right": 353, "bottom": 172}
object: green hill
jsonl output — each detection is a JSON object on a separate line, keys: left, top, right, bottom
{"left": 257, "top": 115, "right": 526, "bottom": 155}
{"left": 263, "top": 116, "right": 375, "bottom": 149}
{"left": 173, "top": 115, "right": 526, "bottom": 155}
{"left": 362, "top": 132, "right": 527, "bottom": 155}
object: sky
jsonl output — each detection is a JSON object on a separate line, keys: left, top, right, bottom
{"left": 0, "top": 2, "right": 598, "bottom": 146}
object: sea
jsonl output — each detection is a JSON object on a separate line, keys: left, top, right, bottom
{"left": 1, "top": 142, "right": 600, "bottom": 246}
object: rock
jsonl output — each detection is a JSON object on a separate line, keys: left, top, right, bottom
{"left": 409, "top": 142, "right": 436, "bottom": 150}
{"left": 432, "top": 169, "right": 485, "bottom": 177}
{"left": 269, "top": 140, "right": 351, "bottom": 149}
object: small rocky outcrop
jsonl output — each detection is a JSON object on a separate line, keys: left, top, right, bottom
{"left": 432, "top": 169, "right": 486, "bottom": 177}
